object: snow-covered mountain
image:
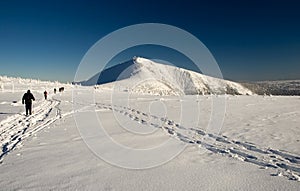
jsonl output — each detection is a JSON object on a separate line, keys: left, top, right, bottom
{"left": 242, "top": 80, "right": 300, "bottom": 96}
{"left": 82, "top": 57, "right": 253, "bottom": 96}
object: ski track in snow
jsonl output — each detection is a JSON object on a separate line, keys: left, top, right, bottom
{"left": 96, "top": 102, "right": 300, "bottom": 181}
{"left": 0, "top": 96, "right": 93, "bottom": 163}
{"left": 0, "top": 99, "right": 62, "bottom": 162}
{"left": 1, "top": 94, "right": 299, "bottom": 182}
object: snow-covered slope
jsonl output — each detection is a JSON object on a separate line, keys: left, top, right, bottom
{"left": 0, "top": 76, "right": 300, "bottom": 189}
{"left": 242, "top": 80, "right": 300, "bottom": 95}
{"left": 83, "top": 57, "right": 253, "bottom": 96}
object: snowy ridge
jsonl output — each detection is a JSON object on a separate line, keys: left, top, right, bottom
{"left": 90, "top": 57, "right": 253, "bottom": 96}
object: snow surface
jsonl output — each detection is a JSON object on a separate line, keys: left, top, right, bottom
{"left": 86, "top": 57, "right": 253, "bottom": 96}
{"left": 0, "top": 76, "right": 300, "bottom": 190}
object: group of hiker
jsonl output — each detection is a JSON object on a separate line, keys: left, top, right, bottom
{"left": 22, "top": 87, "right": 64, "bottom": 116}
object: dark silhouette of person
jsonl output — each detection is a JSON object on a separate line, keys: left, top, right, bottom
{"left": 22, "top": 90, "right": 35, "bottom": 116}
{"left": 54, "top": 88, "right": 56, "bottom": 94}
{"left": 44, "top": 90, "right": 48, "bottom": 100}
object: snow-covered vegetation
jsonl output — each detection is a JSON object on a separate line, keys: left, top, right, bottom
{"left": 242, "top": 80, "right": 300, "bottom": 95}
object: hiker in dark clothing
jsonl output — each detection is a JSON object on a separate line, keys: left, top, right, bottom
{"left": 44, "top": 90, "right": 48, "bottom": 100}
{"left": 22, "top": 90, "right": 35, "bottom": 116}
{"left": 54, "top": 88, "right": 57, "bottom": 94}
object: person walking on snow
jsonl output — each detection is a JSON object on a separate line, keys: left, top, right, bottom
{"left": 22, "top": 90, "right": 35, "bottom": 116}
{"left": 44, "top": 90, "right": 48, "bottom": 100}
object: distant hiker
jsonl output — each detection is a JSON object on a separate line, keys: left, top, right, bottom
{"left": 54, "top": 88, "right": 57, "bottom": 94}
{"left": 59, "top": 87, "right": 64, "bottom": 92}
{"left": 22, "top": 90, "right": 35, "bottom": 116}
{"left": 44, "top": 90, "right": 48, "bottom": 100}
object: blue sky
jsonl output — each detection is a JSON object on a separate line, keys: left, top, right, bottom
{"left": 0, "top": 0, "right": 299, "bottom": 82}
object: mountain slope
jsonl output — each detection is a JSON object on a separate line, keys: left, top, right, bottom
{"left": 242, "top": 80, "right": 300, "bottom": 95}
{"left": 83, "top": 57, "right": 253, "bottom": 96}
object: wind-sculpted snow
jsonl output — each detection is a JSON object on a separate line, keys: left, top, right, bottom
{"left": 97, "top": 102, "right": 300, "bottom": 181}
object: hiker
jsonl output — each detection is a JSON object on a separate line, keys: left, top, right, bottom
{"left": 22, "top": 90, "right": 35, "bottom": 116}
{"left": 44, "top": 90, "right": 48, "bottom": 100}
{"left": 54, "top": 88, "right": 57, "bottom": 94}
{"left": 59, "top": 87, "right": 64, "bottom": 92}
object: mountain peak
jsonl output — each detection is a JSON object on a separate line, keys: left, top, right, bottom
{"left": 82, "top": 57, "right": 253, "bottom": 96}
{"left": 133, "top": 56, "right": 153, "bottom": 65}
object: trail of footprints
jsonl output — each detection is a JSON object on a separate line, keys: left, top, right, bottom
{"left": 1, "top": 100, "right": 299, "bottom": 181}
{"left": 0, "top": 100, "right": 61, "bottom": 162}
{"left": 97, "top": 103, "right": 300, "bottom": 181}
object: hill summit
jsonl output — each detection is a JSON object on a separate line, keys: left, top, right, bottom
{"left": 82, "top": 57, "right": 253, "bottom": 96}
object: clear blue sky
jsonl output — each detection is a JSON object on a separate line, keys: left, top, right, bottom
{"left": 0, "top": 0, "right": 299, "bottom": 82}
